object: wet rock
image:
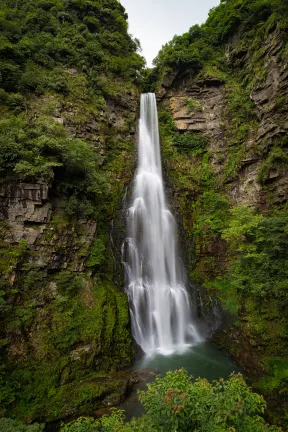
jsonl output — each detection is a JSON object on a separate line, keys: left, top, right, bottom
{"left": 70, "top": 343, "right": 95, "bottom": 364}
{"left": 103, "top": 393, "right": 124, "bottom": 407}
{"left": 95, "top": 407, "right": 112, "bottom": 418}
{"left": 52, "top": 116, "right": 64, "bottom": 124}
{"left": 0, "top": 181, "right": 52, "bottom": 244}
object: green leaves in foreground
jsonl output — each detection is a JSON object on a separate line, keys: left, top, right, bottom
{"left": 0, "top": 418, "right": 44, "bottom": 431}
{"left": 60, "top": 370, "right": 281, "bottom": 432}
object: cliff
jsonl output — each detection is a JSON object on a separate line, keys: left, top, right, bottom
{"left": 0, "top": 0, "right": 143, "bottom": 424}
{"left": 154, "top": 0, "right": 288, "bottom": 426}
{"left": 1, "top": 0, "right": 288, "bottom": 428}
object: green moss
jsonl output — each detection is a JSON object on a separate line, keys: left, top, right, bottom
{"left": 86, "top": 236, "right": 106, "bottom": 268}
{"left": 205, "top": 279, "right": 239, "bottom": 317}
{"left": 172, "top": 132, "right": 207, "bottom": 156}
{"left": 1, "top": 277, "right": 133, "bottom": 421}
{"left": 49, "top": 376, "right": 121, "bottom": 420}
{"left": 256, "top": 357, "right": 288, "bottom": 393}
{"left": 183, "top": 97, "right": 203, "bottom": 113}
{"left": 0, "top": 418, "right": 44, "bottom": 431}
{"left": 257, "top": 147, "right": 288, "bottom": 184}
{"left": 0, "top": 239, "right": 29, "bottom": 276}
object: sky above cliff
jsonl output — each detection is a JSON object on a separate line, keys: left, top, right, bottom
{"left": 121, "top": 0, "right": 220, "bottom": 67}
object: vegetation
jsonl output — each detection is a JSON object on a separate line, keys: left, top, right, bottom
{"left": 173, "top": 133, "right": 207, "bottom": 156}
{"left": 156, "top": 0, "right": 288, "bottom": 427}
{"left": 222, "top": 207, "right": 288, "bottom": 299}
{"left": 0, "top": 418, "right": 44, "bottom": 431}
{"left": 0, "top": 0, "right": 141, "bottom": 424}
{"left": 1, "top": 0, "right": 288, "bottom": 429}
{"left": 58, "top": 370, "right": 281, "bottom": 431}
{"left": 0, "top": 0, "right": 144, "bottom": 217}
{"left": 152, "top": 0, "right": 288, "bottom": 82}
{"left": 257, "top": 147, "right": 288, "bottom": 184}
{"left": 0, "top": 0, "right": 144, "bottom": 94}
{"left": 0, "top": 265, "right": 133, "bottom": 420}
{"left": 0, "top": 116, "right": 112, "bottom": 219}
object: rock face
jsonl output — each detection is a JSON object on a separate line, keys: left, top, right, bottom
{"left": 157, "top": 23, "right": 288, "bottom": 425}
{"left": 169, "top": 84, "right": 224, "bottom": 134}
{"left": 0, "top": 182, "right": 52, "bottom": 244}
{"left": 0, "top": 181, "right": 99, "bottom": 273}
{"left": 0, "top": 83, "right": 138, "bottom": 421}
{"left": 159, "top": 30, "right": 288, "bottom": 209}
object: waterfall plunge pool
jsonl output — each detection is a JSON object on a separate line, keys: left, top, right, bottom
{"left": 118, "top": 342, "right": 242, "bottom": 421}
{"left": 134, "top": 341, "right": 241, "bottom": 379}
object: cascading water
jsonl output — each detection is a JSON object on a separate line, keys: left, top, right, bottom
{"left": 123, "top": 93, "right": 201, "bottom": 356}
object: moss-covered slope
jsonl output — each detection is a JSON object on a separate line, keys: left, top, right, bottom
{"left": 0, "top": 0, "right": 144, "bottom": 424}
{"left": 154, "top": 0, "right": 288, "bottom": 427}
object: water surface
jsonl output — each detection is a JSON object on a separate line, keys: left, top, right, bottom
{"left": 135, "top": 342, "right": 241, "bottom": 380}
{"left": 118, "top": 342, "right": 241, "bottom": 420}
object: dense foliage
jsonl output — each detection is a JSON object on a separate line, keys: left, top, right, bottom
{"left": 0, "top": 0, "right": 142, "bottom": 424}
{"left": 150, "top": 0, "right": 288, "bottom": 87}
{"left": 0, "top": 0, "right": 144, "bottom": 216}
{"left": 157, "top": 0, "right": 288, "bottom": 427}
{"left": 0, "top": 418, "right": 44, "bottom": 431}
{"left": 59, "top": 370, "right": 281, "bottom": 431}
{"left": 0, "top": 116, "right": 111, "bottom": 218}
{"left": 222, "top": 207, "right": 288, "bottom": 300}
{"left": 0, "top": 0, "right": 144, "bottom": 93}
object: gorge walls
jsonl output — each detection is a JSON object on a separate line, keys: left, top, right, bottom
{"left": 0, "top": 0, "right": 144, "bottom": 423}
{"left": 155, "top": 0, "right": 288, "bottom": 425}
{"left": 1, "top": 0, "right": 288, "bottom": 428}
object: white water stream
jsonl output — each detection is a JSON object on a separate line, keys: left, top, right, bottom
{"left": 123, "top": 93, "right": 201, "bottom": 356}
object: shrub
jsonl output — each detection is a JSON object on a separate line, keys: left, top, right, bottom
{"left": 223, "top": 206, "right": 288, "bottom": 299}
{"left": 86, "top": 236, "right": 106, "bottom": 268}
{"left": 257, "top": 147, "right": 288, "bottom": 184}
{"left": 61, "top": 371, "right": 281, "bottom": 432}
{"left": 173, "top": 132, "right": 207, "bottom": 155}
{"left": 0, "top": 418, "right": 44, "bottom": 431}
{"left": 184, "top": 97, "right": 203, "bottom": 113}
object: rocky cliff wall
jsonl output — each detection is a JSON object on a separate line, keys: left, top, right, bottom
{"left": 157, "top": 22, "right": 288, "bottom": 426}
{"left": 0, "top": 76, "right": 139, "bottom": 423}
{"left": 0, "top": 0, "right": 146, "bottom": 422}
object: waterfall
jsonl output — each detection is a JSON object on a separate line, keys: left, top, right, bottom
{"left": 123, "top": 93, "right": 201, "bottom": 356}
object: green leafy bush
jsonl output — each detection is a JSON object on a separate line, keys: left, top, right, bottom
{"left": 257, "top": 147, "right": 288, "bottom": 184}
{"left": 0, "top": 0, "right": 145, "bottom": 98}
{"left": 86, "top": 236, "right": 107, "bottom": 268}
{"left": 184, "top": 97, "right": 203, "bottom": 113}
{"left": 193, "top": 191, "right": 230, "bottom": 234}
{"left": 173, "top": 132, "right": 207, "bottom": 155}
{"left": 0, "top": 116, "right": 110, "bottom": 216}
{"left": 0, "top": 418, "right": 44, "bottom": 431}
{"left": 60, "top": 370, "right": 281, "bottom": 432}
{"left": 153, "top": 0, "right": 287, "bottom": 80}
{"left": 223, "top": 206, "right": 288, "bottom": 299}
